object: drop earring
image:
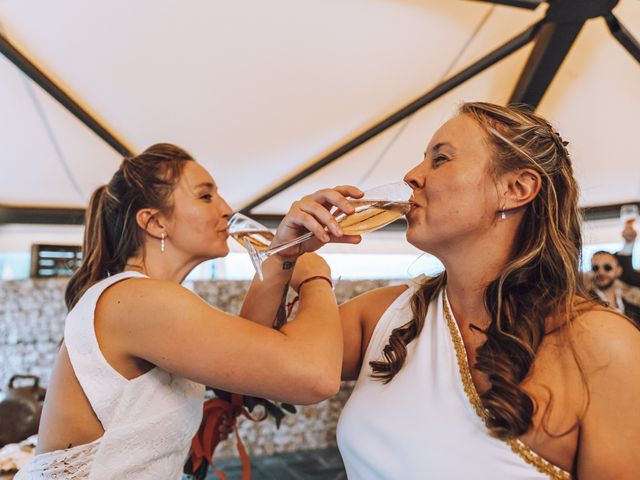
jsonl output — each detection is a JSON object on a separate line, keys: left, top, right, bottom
{"left": 161, "top": 233, "right": 166, "bottom": 253}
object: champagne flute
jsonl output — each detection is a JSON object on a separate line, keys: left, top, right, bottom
{"left": 620, "top": 204, "right": 639, "bottom": 225}
{"left": 228, "top": 212, "right": 283, "bottom": 281}
{"left": 242, "top": 181, "right": 413, "bottom": 280}
{"left": 227, "top": 213, "right": 275, "bottom": 252}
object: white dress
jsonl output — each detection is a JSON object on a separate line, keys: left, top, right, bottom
{"left": 15, "top": 271, "right": 205, "bottom": 479}
{"left": 337, "top": 278, "right": 572, "bottom": 480}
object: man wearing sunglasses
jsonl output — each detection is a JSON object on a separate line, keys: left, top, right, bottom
{"left": 589, "top": 251, "right": 640, "bottom": 326}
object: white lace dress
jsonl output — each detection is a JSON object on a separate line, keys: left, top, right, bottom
{"left": 15, "top": 271, "right": 205, "bottom": 479}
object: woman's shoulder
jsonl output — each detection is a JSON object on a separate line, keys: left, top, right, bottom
{"left": 566, "top": 306, "right": 640, "bottom": 475}
{"left": 105, "top": 274, "right": 192, "bottom": 297}
{"left": 340, "top": 276, "right": 433, "bottom": 325}
{"left": 96, "top": 275, "right": 204, "bottom": 324}
{"left": 340, "top": 278, "right": 422, "bottom": 312}
{"left": 569, "top": 306, "right": 640, "bottom": 374}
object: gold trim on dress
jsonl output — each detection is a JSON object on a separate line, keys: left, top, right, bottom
{"left": 442, "top": 292, "right": 573, "bottom": 480}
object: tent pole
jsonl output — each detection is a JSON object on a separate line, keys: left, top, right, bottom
{"left": 509, "top": 21, "right": 585, "bottom": 107}
{"left": 0, "top": 202, "right": 632, "bottom": 226}
{"left": 240, "top": 20, "right": 542, "bottom": 214}
{"left": 468, "top": 0, "right": 544, "bottom": 10}
{"left": 605, "top": 14, "right": 640, "bottom": 64}
{"left": 0, "top": 31, "right": 134, "bottom": 157}
{"left": 0, "top": 205, "right": 85, "bottom": 225}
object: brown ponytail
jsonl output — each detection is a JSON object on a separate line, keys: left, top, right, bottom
{"left": 65, "top": 143, "right": 194, "bottom": 310}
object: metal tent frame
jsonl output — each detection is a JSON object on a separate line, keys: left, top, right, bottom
{"left": 1, "top": 0, "right": 638, "bottom": 226}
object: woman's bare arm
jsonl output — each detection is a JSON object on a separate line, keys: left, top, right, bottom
{"left": 240, "top": 186, "right": 362, "bottom": 328}
{"left": 339, "top": 285, "right": 408, "bottom": 381}
{"left": 239, "top": 254, "right": 298, "bottom": 329}
{"left": 575, "top": 310, "right": 640, "bottom": 478}
{"left": 102, "top": 277, "right": 342, "bottom": 405}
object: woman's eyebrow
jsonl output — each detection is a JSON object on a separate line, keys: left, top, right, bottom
{"left": 194, "top": 181, "right": 216, "bottom": 191}
{"left": 425, "top": 142, "right": 454, "bottom": 158}
{"left": 433, "top": 142, "right": 454, "bottom": 152}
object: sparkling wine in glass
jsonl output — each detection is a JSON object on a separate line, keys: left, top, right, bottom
{"left": 231, "top": 229, "right": 275, "bottom": 251}
{"left": 333, "top": 199, "right": 412, "bottom": 235}
{"left": 244, "top": 181, "right": 413, "bottom": 280}
{"left": 227, "top": 213, "right": 275, "bottom": 254}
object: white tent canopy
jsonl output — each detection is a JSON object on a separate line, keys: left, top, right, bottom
{"left": 1, "top": 0, "right": 639, "bottom": 253}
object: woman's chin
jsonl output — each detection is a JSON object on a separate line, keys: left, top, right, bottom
{"left": 406, "top": 228, "right": 437, "bottom": 254}
{"left": 405, "top": 225, "right": 423, "bottom": 248}
{"left": 201, "top": 242, "right": 229, "bottom": 260}
{"left": 213, "top": 244, "right": 230, "bottom": 258}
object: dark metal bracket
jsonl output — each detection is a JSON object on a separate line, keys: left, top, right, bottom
{"left": 242, "top": 0, "right": 638, "bottom": 214}
{"left": 240, "top": 20, "right": 543, "bottom": 214}
{"left": 1, "top": 203, "right": 635, "bottom": 227}
{"left": 1, "top": 1, "right": 637, "bottom": 222}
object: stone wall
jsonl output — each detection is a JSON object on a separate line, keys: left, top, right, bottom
{"left": 0, "top": 279, "right": 67, "bottom": 391}
{"left": 0, "top": 277, "right": 400, "bottom": 458}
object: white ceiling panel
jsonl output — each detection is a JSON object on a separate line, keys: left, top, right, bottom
{"left": 0, "top": 0, "right": 637, "bottom": 222}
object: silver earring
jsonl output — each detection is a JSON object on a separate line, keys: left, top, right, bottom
{"left": 161, "top": 233, "right": 166, "bottom": 253}
{"left": 500, "top": 211, "right": 507, "bottom": 220}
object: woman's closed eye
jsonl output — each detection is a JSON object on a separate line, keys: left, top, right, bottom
{"left": 432, "top": 155, "right": 449, "bottom": 167}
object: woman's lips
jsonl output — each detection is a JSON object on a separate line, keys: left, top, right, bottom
{"left": 408, "top": 196, "right": 422, "bottom": 207}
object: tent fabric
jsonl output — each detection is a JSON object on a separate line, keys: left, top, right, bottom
{"left": 0, "top": 1, "right": 638, "bottom": 248}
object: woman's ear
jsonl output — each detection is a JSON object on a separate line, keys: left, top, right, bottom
{"left": 501, "top": 168, "right": 541, "bottom": 211}
{"left": 135, "top": 208, "right": 165, "bottom": 239}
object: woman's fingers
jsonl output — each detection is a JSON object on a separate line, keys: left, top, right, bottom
{"left": 333, "top": 185, "right": 364, "bottom": 200}
{"left": 310, "top": 187, "right": 362, "bottom": 217}
{"left": 328, "top": 233, "right": 362, "bottom": 245}
{"left": 276, "top": 185, "right": 364, "bottom": 253}
{"left": 290, "top": 210, "right": 331, "bottom": 243}
{"left": 298, "top": 199, "right": 343, "bottom": 237}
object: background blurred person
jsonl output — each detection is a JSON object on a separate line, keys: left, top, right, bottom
{"left": 616, "top": 221, "right": 640, "bottom": 287}
{"left": 587, "top": 250, "right": 640, "bottom": 326}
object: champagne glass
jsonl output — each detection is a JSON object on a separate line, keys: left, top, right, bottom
{"left": 620, "top": 204, "right": 639, "bottom": 225}
{"left": 620, "top": 204, "right": 639, "bottom": 245}
{"left": 243, "top": 181, "right": 413, "bottom": 280}
{"left": 227, "top": 213, "right": 275, "bottom": 253}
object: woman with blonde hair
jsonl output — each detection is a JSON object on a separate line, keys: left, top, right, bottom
{"left": 16, "top": 143, "right": 362, "bottom": 479}
{"left": 296, "top": 102, "right": 640, "bottom": 478}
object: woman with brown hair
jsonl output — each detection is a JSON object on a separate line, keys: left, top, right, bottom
{"left": 299, "top": 103, "right": 639, "bottom": 478}
{"left": 15, "top": 143, "right": 362, "bottom": 479}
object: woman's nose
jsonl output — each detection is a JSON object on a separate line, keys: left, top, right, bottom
{"left": 403, "top": 165, "right": 424, "bottom": 190}
{"left": 219, "top": 197, "right": 233, "bottom": 219}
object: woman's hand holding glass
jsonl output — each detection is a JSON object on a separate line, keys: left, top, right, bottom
{"left": 271, "top": 185, "right": 365, "bottom": 260}
{"left": 228, "top": 182, "right": 413, "bottom": 279}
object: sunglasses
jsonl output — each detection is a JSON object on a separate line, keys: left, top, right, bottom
{"left": 592, "top": 264, "right": 615, "bottom": 273}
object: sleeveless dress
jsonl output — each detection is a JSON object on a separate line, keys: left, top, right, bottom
{"left": 15, "top": 271, "right": 205, "bottom": 479}
{"left": 337, "top": 278, "right": 572, "bottom": 480}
